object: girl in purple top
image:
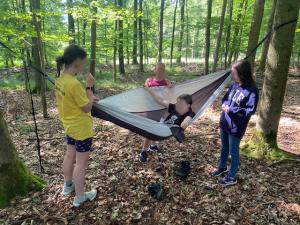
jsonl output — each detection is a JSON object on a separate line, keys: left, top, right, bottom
{"left": 210, "top": 60, "right": 259, "bottom": 186}
{"left": 140, "top": 63, "right": 173, "bottom": 162}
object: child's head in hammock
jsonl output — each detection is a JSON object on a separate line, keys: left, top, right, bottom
{"left": 154, "top": 62, "right": 166, "bottom": 80}
{"left": 175, "top": 94, "right": 193, "bottom": 115}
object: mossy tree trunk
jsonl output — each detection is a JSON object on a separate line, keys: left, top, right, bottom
{"left": 244, "top": 0, "right": 299, "bottom": 160}
{"left": 0, "top": 111, "right": 44, "bottom": 207}
{"left": 204, "top": 0, "right": 212, "bottom": 74}
{"left": 158, "top": 0, "right": 165, "bottom": 63}
{"left": 67, "top": 0, "right": 75, "bottom": 44}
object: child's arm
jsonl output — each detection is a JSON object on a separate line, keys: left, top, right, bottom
{"left": 166, "top": 79, "right": 174, "bottom": 88}
{"left": 180, "top": 116, "right": 193, "bottom": 130}
{"left": 145, "top": 87, "right": 169, "bottom": 107}
{"left": 81, "top": 74, "right": 99, "bottom": 113}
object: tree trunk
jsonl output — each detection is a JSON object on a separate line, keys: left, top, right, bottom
{"left": 113, "top": 19, "right": 117, "bottom": 82}
{"left": 118, "top": 0, "right": 125, "bottom": 74}
{"left": 90, "top": 3, "right": 97, "bottom": 77}
{"left": 67, "top": 0, "right": 75, "bottom": 44}
{"left": 158, "top": 0, "right": 165, "bottom": 62}
{"left": 104, "top": 18, "right": 108, "bottom": 64}
{"left": 185, "top": 0, "right": 189, "bottom": 64}
{"left": 204, "top": 0, "right": 212, "bottom": 74}
{"left": 254, "top": 0, "right": 299, "bottom": 154}
{"left": 170, "top": 0, "right": 179, "bottom": 67}
{"left": 246, "top": 0, "right": 265, "bottom": 71}
{"left": 212, "top": 0, "right": 227, "bottom": 72}
{"left": 77, "top": 18, "right": 80, "bottom": 45}
{"left": 258, "top": 0, "right": 277, "bottom": 72}
{"left": 0, "top": 110, "right": 44, "bottom": 207}
{"left": 228, "top": 0, "right": 247, "bottom": 65}
{"left": 82, "top": 20, "right": 87, "bottom": 46}
{"left": 132, "top": 0, "right": 138, "bottom": 65}
{"left": 138, "top": 0, "right": 144, "bottom": 72}
{"left": 224, "top": 0, "right": 233, "bottom": 68}
{"left": 177, "top": 0, "right": 185, "bottom": 63}
{"left": 30, "top": 0, "right": 47, "bottom": 118}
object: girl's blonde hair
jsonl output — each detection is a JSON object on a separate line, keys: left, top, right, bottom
{"left": 156, "top": 62, "right": 165, "bottom": 69}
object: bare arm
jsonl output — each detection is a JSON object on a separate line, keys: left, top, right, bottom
{"left": 81, "top": 73, "right": 99, "bottom": 113}
{"left": 180, "top": 116, "right": 193, "bottom": 130}
{"left": 145, "top": 87, "right": 169, "bottom": 107}
{"left": 166, "top": 79, "right": 174, "bottom": 88}
{"left": 81, "top": 90, "right": 98, "bottom": 113}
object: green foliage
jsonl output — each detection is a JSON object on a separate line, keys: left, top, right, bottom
{"left": 0, "top": 160, "right": 45, "bottom": 207}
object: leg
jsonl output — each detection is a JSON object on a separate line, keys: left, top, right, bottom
{"left": 73, "top": 151, "right": 90, "bottom": 197}
{"left": 142, "top": 138, "right": 152, "bottom": 150}
{"left": 63, "top": 142, "right": 76, "bottom": 183}
{"left": 219, "top": 128, "right": 230, "bottom": 169}
{"left": 227, "top": 134, "right": 241, "bottom": 178}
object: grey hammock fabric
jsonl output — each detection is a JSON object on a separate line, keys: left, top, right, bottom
{"left": 92, "top": 69, "right": 231, "bottom": 141}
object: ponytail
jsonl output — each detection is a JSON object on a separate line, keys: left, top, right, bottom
{"left": 55, "top": 44, "right": 87, "bottom": 77}
{"left": 56, "top": 56, "right": 65, "bottom": 77}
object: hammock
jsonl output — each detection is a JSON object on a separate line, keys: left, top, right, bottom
{"left": 92, "top": 69, "right": 232, "bottom": 142}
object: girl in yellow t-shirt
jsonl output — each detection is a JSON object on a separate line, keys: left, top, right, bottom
{"left": 55, "top": 45, "right": 98, "bottom": 207}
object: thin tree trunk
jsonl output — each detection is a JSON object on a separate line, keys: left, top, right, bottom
{"left": 90, "top": 3, "right": 97, "bottom": 77}
{"left": 104, "top": 18, "right": 108, "bottom": 64}
{"left": 158, "top": 0, "right": 165, "bottom": 62}
{"left": 246, "top": 0, "right": 265, "bottom": 71}
{"left": 204, "top": 0, "right": 212, "bottom": 74}
{"left": 118, "top": 0, "right": 125, "bottom": 74}
{"left": 177, "top": 0, "right": 185, "bottom": 63}
{"left": 255, "top": 0, "right": 299, "bottom": 150}
{"left": 258, "top": 0, "right": 277, "bottom": 72}
{"left": 30, "top": 0, "right": 47, "bottom": 118}
{"left": 224, "top": 0, "right": 233, "bottom": 68}
{"left": 67, "top": 0, "right": 75, "bottom": 44}
{"left": 185, "top": 0, "right": 189, "bottom": 64}
{"left": 228, "top": 0, "right": 247, "bottom": 65}
{"left": 138, "top": 0, "right": 144, "bottom": 72}
{"left": 212, "top": 0, "right": 227, "bottom": 72}
{"left": 132, "top": 0, "right": 138, "bottom": 64}
{"left": 77, "top": 18, "right": 80, "bottom": 45}
{"left": 170, "top": 0, "right": 179, "bottom": 67}
{"left": 82, "top": 20, "right": 87, "bottom": 46}
{"left": 113, "top": 20, "right": 117, "bottom": 82}
{"left": 126, "top": 22, "right": 130, "bottom": 65}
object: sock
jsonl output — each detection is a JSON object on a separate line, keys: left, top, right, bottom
{"left": 75, "top": 195, "right": 86, "bottom": 202}
{"left": 64, "top": 180, "right": 73, "bottom": 187}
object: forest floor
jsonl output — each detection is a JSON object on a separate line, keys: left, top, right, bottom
{"left": 0, "top": 65, "right": 299, "bottom": 225}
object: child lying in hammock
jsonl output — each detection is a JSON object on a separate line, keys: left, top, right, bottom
{"left": 141, "top": 63, "right": 173, "bottom": 154}
{"left": 139, "top": 87, "right": 195, "bottom": 162}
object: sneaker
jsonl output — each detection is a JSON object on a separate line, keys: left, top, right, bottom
{"left": 175, "top": 161, "right": 191, "bottom": 178}
{"left": 73, "top": 189, "right": 97, "bottom": 207}
{"left": 218, "top": 176, "right": 237, "bottom": 186}
{"left": 62, "top": 182, "right": 75, "bottom": 196}
{"left": 148, "top": 145, "right": 160, "bottom": 153}
{"left": 139, "top": 150, "right": 148, "bottom": 163}
{"left": 210, "top": 167, "right": 228, "bottom": 177}
{"left": 148, "top": 183, "right": 164, "bottom": 200}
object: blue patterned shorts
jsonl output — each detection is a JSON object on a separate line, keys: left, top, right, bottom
{"left": 66, "top": 135, "right": 93, "bottom": 152}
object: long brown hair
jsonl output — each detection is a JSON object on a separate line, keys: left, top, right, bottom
{"left": 232, "top": 60, "right": 255, "bottom": 87}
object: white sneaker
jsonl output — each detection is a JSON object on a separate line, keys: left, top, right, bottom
{"left": 62, "top": 183, "right": 75, "bottom": 196}
{"left": 73, "top": 189, "right": 97, "bottom": 207}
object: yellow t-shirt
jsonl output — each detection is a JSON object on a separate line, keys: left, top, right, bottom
{"left": 55, "top": 74, "right": 93, "bottom": 140}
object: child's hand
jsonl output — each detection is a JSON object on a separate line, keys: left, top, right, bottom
{"left": 168, "top": 83, "right": 174, "bottom": 88}
{"left": 222, "top": 105, "right": 229, "bottom": 113}
{"left": 86, "top": 73, "right": 96, "bottom": 87}
{"left": 92, "top": 95, "right": 100, "bottom": 102}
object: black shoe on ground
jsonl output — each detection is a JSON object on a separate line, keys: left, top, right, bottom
{"left": 210, "top": 167, "right": 228, "bottom": 177}
{"left": 148, "top": 144, "right": 160, "bottom": 153}
{"left": 148, "top": 183, "right": 164, "bottom": 200}
{"left": 139, "top": 150, "right": 148, "bottom": 163}
{"left": 175, "top": 161, "right": 191, "bottom": 178}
